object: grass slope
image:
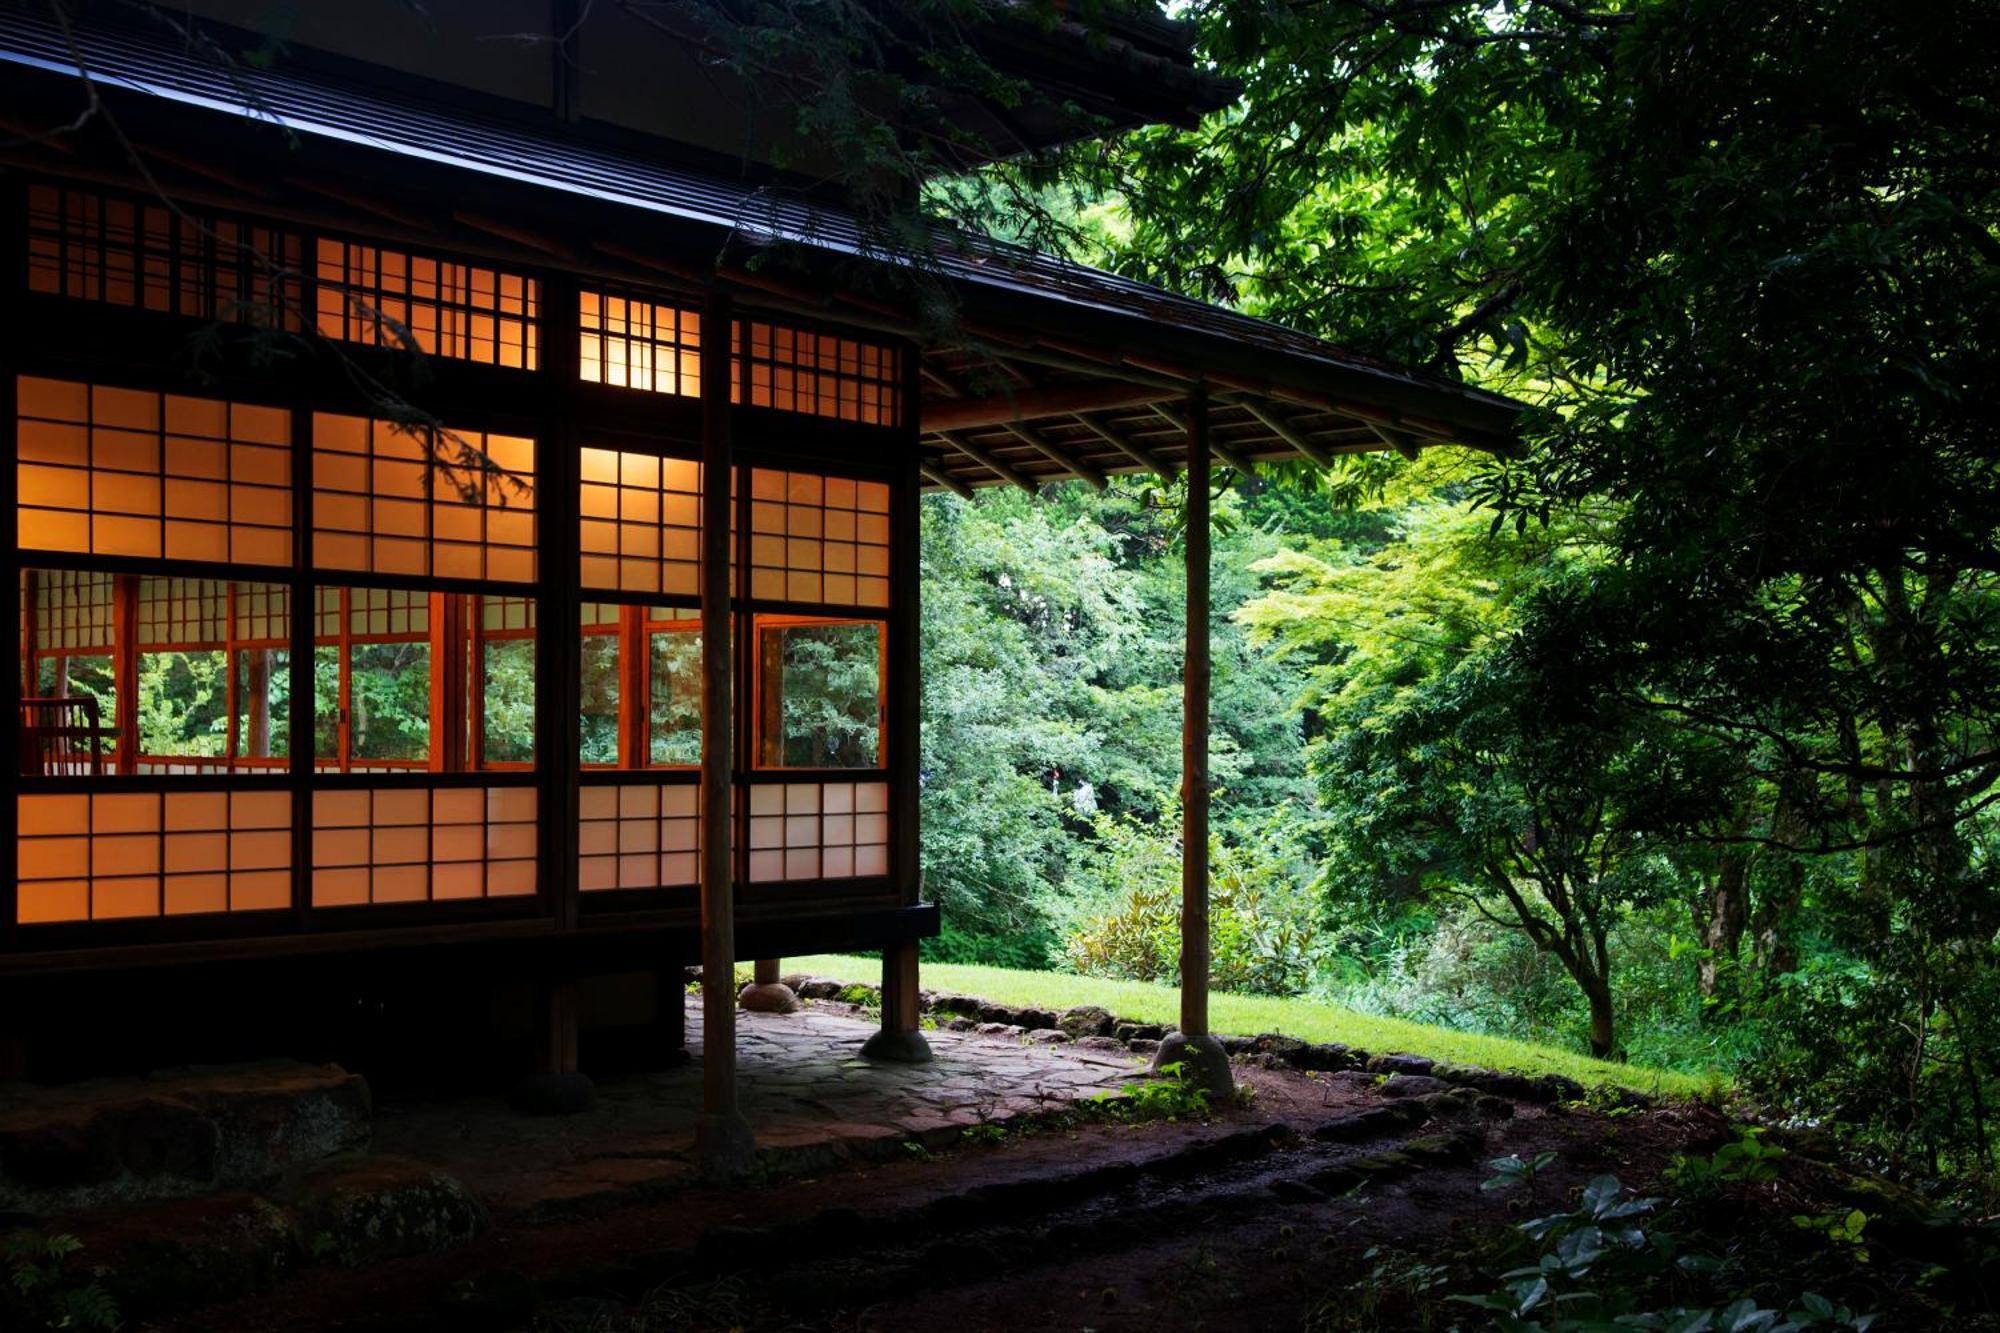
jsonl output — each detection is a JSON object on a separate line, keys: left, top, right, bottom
{"left": 788, "top": 955, "right": 1714, "bottom": 1098}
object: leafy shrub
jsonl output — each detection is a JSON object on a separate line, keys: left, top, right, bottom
{"left": 1063, "top": 809, "right": 1320, "bottom": 995}
{"left": 3, "top": 1232, "right": 120, "bottom": 1332}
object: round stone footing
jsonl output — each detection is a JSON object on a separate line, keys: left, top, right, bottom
{"left": 1153, "top": 1031, "right": 1235, "bottom": 1099}
{"left": 695, "top": 1111, "right": 757, "bottom": 1180}
{"left": 860, "top": 1028, "right": 934, "bottom": 1064}
{"left": 509, "top": 1071, "right": 596, "bottom": 1116}
{"left": 738, "top": 981, "right": 801, "bottom": 1014}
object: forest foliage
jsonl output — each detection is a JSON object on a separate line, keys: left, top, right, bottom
{"left": 891, "top": 0, "right": 2000, "bottom": 1187}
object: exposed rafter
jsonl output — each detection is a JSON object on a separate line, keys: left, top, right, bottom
{"left": 937, "top": 430, "right": 1037, "bottom": 493}
{"left": 919, "top": 460, "right": 975, "bottom": 500}
{"left": 1000, "top": 421, "right": 1107, "bottom": 490}
{"left": 1234, "top": 398, "right": 1334, "bottom": 468}
{"left": 1149, "top": 403, "right": 1259, "bottom": 480}
{"left": 922, "top": 381, "right": 1181, "bottom": 432}
{"left": 1073, "top": 413, "right": 1174, "bottom": 480}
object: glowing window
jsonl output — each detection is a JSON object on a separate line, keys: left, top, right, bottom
{"left": 748, "top": 468, "right": 890, "bottom": 607}
{"left": 16, "top": 377, "right": 293, "bottom": 565}
{"left": 25, "top": 184, "right": 305, "bottom": 328}
{"left": 578, "top": 289, "right": 700, "bottom": 396}
{"left": 746, "top": 781, "right": 889, "bottom": 882}
{"left": 578, "top": 449, "right": 735, "bottom": 595}
{"left": 312, "top": 587, "right": 537, "bottom": 773}
{"left": 20, "top": 569, "right": 292, "bottom": 775}
{"left": 15, "top": 789, "right": 292, "bottom": 923}
{"left": 312, "top": 413, "right": 536, "bottom": 582}
{"left": 315, "top": 239, "right": 539, "bottom": 369}
{"left": 310, "top": 785, "right": 537, "bottom": 906}
{"left": 735, "top": 321, "right": 901, "bottom": 426}
{"left": 577, "top": 783, "right": 700, "bottom": 892}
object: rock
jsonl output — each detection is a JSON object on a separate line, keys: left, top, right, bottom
{"left": 1113, "top": 1021, "right": 1165, "bottom": 1043}
{"left": 1252, "top": 1033, "right": 1310, "bottom": 1065}
{"left": 1297, "top": 1042, "right": 1359, "bottom": 1072}
{"left": 1126, "top": 1037, "right": 1161, "bottom": 1057}
{"left": 796, "top": 979, "right": 845, "bottom": 1000}
{"left": 928, "top": 993, "right": 986, "bottom": 1020}
{"left": 1367, "top": 1053, "right": 1435, "bottom": 1078}
{"left": 1217, "top": 1034, "right": 1258, "bottom": 1056}
{"left": 1474, "top": 1094, "right": 1516, "bottom": 1120}
{"left": 1378, "top": 1074, "right": 1454, "bottom": 1099}
{"left": 977, "top": 1003, "right": 1018, "bottom": 1025}
{"left": 1025, "top": 1029, "right": 1070, "bottom": 1045}
{"left": 1071, "top": 1036, "right": 1128, "bottom": 1053}
{"left": 1268, "top": 1177, "right": 1322, "bottom": 1202}
{"left": 1059, "top": 1005, "right": 1116, "bottom": 1039}
{"left": 509, "top": 1072, "right": 596, "bottom": 1116}
{"left": 1307, "top": 1164, "right": 1362, "bottom": 1194}
{"left": 77, "top": 1193, "right": 299, "bottom": 1322}
{"left": 0, "top": 1062, "right": 370, "bottom": 1214}
{"left": 1015, "top": 1008, "right": 1061, "bottom": 1033}
{"left": 1311, "top": 1106, "right": 1409, "bottom": 1142}
{"left": 1532, "top": 1074, "right": 1588, "bottom": 1103}
{"left": 781, "top": 973, "right": 812, "bottom": 990}
{"left": 973, "top": 1022, "right": 1025, "bottom": 1039}
{"left": 1322, "top": 1069, "right": 1382, "bottom": 1093}
{"left": 296, "top": 1158, "right": 485, "bottom": 1265}
{"left": 944, "top": 1017, "right": 978, "bottom": 1032}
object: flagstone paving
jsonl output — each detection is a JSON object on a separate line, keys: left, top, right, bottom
{"left": 371, "top": 1005, "right": 1148, "bottom": 1216}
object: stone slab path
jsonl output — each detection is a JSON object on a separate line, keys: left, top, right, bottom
{"left": 372, "top": 1005, "right": 1147, "bottom": 1216}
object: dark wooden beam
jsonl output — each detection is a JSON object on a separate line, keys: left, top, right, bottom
{"left": 1000, "top": 421, "right": 1107, "bottom": 490}
{"left": 937, "top": 430, "right": 1037, "bottom": 493}
{"left": 1150, "top": 402, "right": 1259, "bottom": 479}
{"left": 1234, "top": 397, "right": 1335, "bottom": 468}
{"left": 696, "top": 288, "right": 754, "bottom": 1177}
{"left": 922, "top": 381, "right": 1182, "bottom": 432}
{"left": 1365, "top": 420, "right": 1423, "bottom": 461}
{"left": 919, "top": 460, "right": 976, "bottom": 499}
{"left": 1074, "top": 413, "right": 1175, "bottom": 480}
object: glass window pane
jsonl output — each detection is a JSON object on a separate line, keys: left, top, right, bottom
{"left": 235, "top": 648, "right": 290, "bottom": 763}
{"left": 649, "top": 626, "right": 702, "bottom": 766}
{"left": 482, "top": 638, "right": 535, "bottom": 764}
{"left": 579, "top": 629, "right": 620, "bottom": 765}
{"left": 137, "top": 650, "right": 229, "bottom": 758}
{"left": 348, "top": 641, "right": 430, "bottom": 763}
{"left": 756, "top": 619, "right": 881, "bottom": 769}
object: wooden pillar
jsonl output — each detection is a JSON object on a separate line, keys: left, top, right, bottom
{"left": 1156, "top": 385, "right": 1232, "bottom": 1096}
{"left": 1181, "top": 387, "right": 1211, "bottom": 1041}
{"left": 695, "top": 290, "right": 754, "bottom": 1175}
{"left": 113, "top": 573, "right": 138, "bottom": 774}
{"left": 862, "top": 345, "right": 931, "bottom": 1063}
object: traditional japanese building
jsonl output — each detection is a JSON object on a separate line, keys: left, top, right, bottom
{"left": 0, "top": 2, "right": 1517, "bottom": 1167}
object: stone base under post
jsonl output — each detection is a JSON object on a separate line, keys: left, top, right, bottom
{"left": 739, "top": 957, "right": 800, "bottom": 1014}
{"left": 695, "top": 1110, "right": 757, "bottom": 1179}
{"left": 860, "top": 940, "right": 931, "bottom": 1064}
{"left": 513, "top": 976, "right": 596, "bottom": 1114}
{"left": 1152, "top": 1031, "right": 1234, "bottom": 1100}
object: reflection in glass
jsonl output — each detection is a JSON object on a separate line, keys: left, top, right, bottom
{"left": 757, "top": 619, "right": 881, "bottom": 769}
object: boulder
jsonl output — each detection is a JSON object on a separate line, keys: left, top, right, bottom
{"left": 1071, "top": 1036, "right": 1128, "bottom": 1054}
{"left": 1367, "top": 1053, "right": 1435, "bottom": 1078}
{"left": 973, "top": 1022, "right": 1025, "bottom": 1040}
{"left": 1024, "top": 1030, "right": 1070, "bottom": 1045}
{"left": 1014, "top": 1008, "right": 1061, "bottom": 1033}
{"left": 1126, "top": 1037, "right": 1161, "bottom": 1057}
{"left": 296, "top": 1158, "right": 485, "bottom": 1265}
{"left": 1297, "top": 1042, "right": 1360, "bottom": 1072}
{"left": 1058, "top": 1005, "right": 1116, "bottom": 1039}
{"left": 0, "top": 1062, "right": 370, "bottom": 1214}
{"left": 927, "top": 993, "right": 986, "bottom": 1020}
{"left": 1377, "top": 1073, "right": 1454, "bottom": 1099}
{"left": 795, "top": 979, "right": 845, "bottom": 1000}
{"left": 1113, "top": 1021, "right": 1165, "bottom": 1043}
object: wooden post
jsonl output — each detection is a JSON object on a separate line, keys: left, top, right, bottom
{"left": 695, "top": 290, "right": 755, "bottom": 1175}
{"left": 861, "top": 343, "right": 931, "bottom": 1064}
{"left": 739, "top": 956, "right": 799, "bottom": 1013}
{"left": 1155, "top": 385, "right": 1232, "bottom": 1096}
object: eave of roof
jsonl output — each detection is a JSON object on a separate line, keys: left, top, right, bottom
{"left": 0, "top": 9, "right": 1524, "bottom": 470}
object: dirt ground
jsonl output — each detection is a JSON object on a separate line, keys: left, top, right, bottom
{"left": 149, "top": 1053, "right": 1992, "bottom": 1333}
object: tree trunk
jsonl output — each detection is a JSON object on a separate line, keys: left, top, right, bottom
{"left": 1582, "top": 972, "right": 1617, "bottom": 1060}
{"left": 1699, "top": 844, "right": 1749, "bottom": 1005}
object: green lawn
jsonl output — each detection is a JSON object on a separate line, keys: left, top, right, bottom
{"left": 787, "top": 955, "right": 1716, "bottom": 1098}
